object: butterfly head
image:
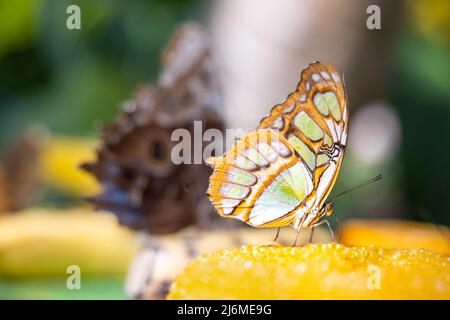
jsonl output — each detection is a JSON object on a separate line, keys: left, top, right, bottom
{"left": 320, "top": 202, "right": 334, "bottom": 217}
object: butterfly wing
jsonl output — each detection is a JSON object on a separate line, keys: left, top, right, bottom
{"left": 207, "top": 62, "right": 348, "bottom": 228}
{"left": 83, "top": 23, "right": 225, "bottom": 233}
{"left": 207, "top": 129, "right": 313, "bottom": 227}
{"left": 258, "top": 62, "right": 348, "bottom": 212}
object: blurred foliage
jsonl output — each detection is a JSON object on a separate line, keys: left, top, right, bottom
{"left": 391, "top": 29, "right": 450, "bottom": 226}
{"left": 0, "top": 277, "right": 127, "bottom": 299}
{"left": 336, "top": 0, "right": 450, "bottom": 226}
{"left": 0, "top": 0, "right": 40, "bottom": 59}
{"left": 0, "top": 0, "right": 206, "bottom": 147}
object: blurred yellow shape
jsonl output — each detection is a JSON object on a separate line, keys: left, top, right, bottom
{"left": 0, "top": 207, "right": 139, "bottom": 277}
{"left": 167, "top": 243, "right": 450, "bottom": 299}
{"left": 341, "top": 219, "right": 450, "bottom": 256}
{"left": 408, "top": 0, "right": 450, "bottom": 43}
{"left": 39, "top": 136, "right": 100, "bottom": 197}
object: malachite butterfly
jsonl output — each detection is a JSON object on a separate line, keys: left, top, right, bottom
{"left": 206, "top": 62, "right": 348, "bottom": 231}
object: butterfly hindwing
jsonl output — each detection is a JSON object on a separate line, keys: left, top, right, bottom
{"left": 207, "top": 129, "right": 313, "bottom": 227}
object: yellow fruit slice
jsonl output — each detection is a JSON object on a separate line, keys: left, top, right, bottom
{"left": 167, "top": 243, "right": 450, "bottom": 299}
{"left": 39, "top": 136, "right": 100, "bottom": 196}
{"left": 129, "top": 227, "right": 331, "bottom": 299}
{"left": 0, "top": 207, "right": 139, "bottom": 277}
{"left": 341, "top": 219, "right": 450, "bottom": 256}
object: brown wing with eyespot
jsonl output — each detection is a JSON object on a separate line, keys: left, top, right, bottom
{"left": 82, "top": 23, "right": 226, "bottom": 234}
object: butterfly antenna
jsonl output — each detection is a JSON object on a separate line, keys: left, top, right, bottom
{"left": 329, "top": 213, "right": 343, "bottom": 242}
{"left": 328, "top": 173, "right": 383, "bottom": 203}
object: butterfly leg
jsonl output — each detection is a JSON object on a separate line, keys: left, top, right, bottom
{"left": 325, "top": 219, "right": 336, "bottom": 242}
{"left": 259, "top": 228, "right": 282, "bottom": 247}
{"left": 292, "top": 228, "right": 310, "bottom": 247}
{"left": 292, "top": 214, "right": 309, "bottom": 247}
{"left": 330, "top": 213, "right": 343, "bottom": 242}
{"left": 272, "top": 227, "right": 281, "bottom": 242}
{"left": 318, "top": 215, "right": 342, "bottom": 242}
{"left": 307, "top": 219, "right": 335, "bottom": 242}
{"left": 292, "top": 228, "right": 304, "bottom": 247}
{"left": 308, "top": 227, "right": 315, "bottom": 244}
{"left": 308, "top": 220, "right": 327, "bottom": 243}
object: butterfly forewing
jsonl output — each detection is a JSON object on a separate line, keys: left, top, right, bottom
{"left": 258, "top": 62, "right": 348, "bottom": 210}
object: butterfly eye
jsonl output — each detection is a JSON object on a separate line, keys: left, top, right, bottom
{"left": 325, "top": 202, "right": 333, "bottom": 216}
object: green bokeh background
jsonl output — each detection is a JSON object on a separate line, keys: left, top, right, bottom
{"left": 0, "top": 0, "right": 448, "bottom": 299}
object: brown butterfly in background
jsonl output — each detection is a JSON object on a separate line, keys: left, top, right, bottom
{"left": 82, "top": 23, "right": 226, "bottom": 234}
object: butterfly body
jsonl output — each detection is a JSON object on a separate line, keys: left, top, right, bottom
{"left": 207, "top": 62, "right": 348, "bottom": 231}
